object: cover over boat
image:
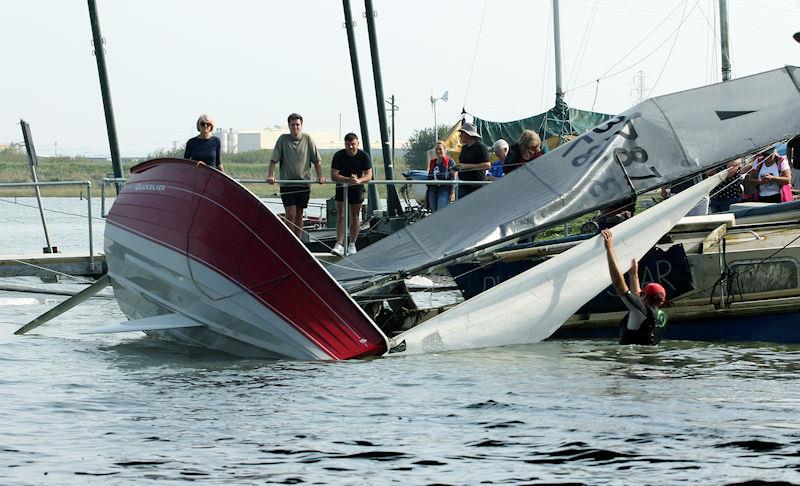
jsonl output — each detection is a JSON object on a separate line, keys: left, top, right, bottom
{"left": 329, "top": 66, "right": 800, "bottom": 290}
{"left": 104, "top": 158, "right": 388, "bottom": 360}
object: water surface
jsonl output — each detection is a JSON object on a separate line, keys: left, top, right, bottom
{"left": 1, "top": 198, "right": 799, "bottom": 485}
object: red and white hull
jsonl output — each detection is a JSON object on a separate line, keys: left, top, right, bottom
{"left": 104, "top": 158, "right": 388, "bottom": 360}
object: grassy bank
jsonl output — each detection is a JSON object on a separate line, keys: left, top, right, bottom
{"left": 0, "top": 150, "right": 398, "bottom": 198}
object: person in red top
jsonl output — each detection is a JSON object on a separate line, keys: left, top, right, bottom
{"left": 426, "top": 141, "right": 456, "bottom": 211}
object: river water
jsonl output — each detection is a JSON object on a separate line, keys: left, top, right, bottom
{"left": 1, "top": 197, "right": 800, "bottom": 485}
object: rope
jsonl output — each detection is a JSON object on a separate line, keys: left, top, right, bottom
{"left": 563, "top": 0, "right": 694, "bottom": 97}
{"left": 566, "top": 0, "right": 600, "bottom": 94}
{"left": 0, "top": 197, "right": 105, "bottom": 221}
{"left": 647, "top": 0, "right": 699, "bottom": 98}
{"left": 4, "top": 258, "right": 95, "bottom": 284}
{"left": 462, "top": 0, "right": 489, "bottom": 109}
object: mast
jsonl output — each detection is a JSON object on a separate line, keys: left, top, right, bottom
{"left": 363, "top": 0, "right": 403, "bottom": 218}
{"left": 86, "top": 0, "right": 123, "bottom": 192}
{"left": 719, "top": 0, "right": 731, "bottom": 81}
{"left": 342, "top": 0, "right": 379, "bottom": 214}
{"left": 552, "top": 0, "right": 564, "bottom": 103}
{"left": 549, "top": 0, "right": 569, "bottom": 144}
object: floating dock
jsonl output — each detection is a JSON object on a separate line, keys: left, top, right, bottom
{"left": 0, "top": 253, "right": 105, "bottom": 279}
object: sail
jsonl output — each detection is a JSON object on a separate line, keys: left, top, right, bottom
{"left": 329, "top": 66, "right": 800, "bottom": 289}
{"left": 386, "top": 170, "right": 729, "bottom": 356}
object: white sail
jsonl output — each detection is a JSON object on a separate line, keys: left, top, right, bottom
{"left": 387, "top": 170, "right": 730, "bottom": 356}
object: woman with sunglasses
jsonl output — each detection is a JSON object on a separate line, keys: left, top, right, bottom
{"left": 184, "top": 113, "right": 224, "bottom": 172}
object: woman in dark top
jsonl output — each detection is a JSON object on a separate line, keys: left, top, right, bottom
{"left": 503, "top": 129, "right": 547, "bottom": 174}
{"left": 184, "top": 113, "right": 223, "bottom": 172}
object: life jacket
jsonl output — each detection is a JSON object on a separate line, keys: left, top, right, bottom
{"left": 428, "top": 156, "right": 454, "bottom": 181}
{"left": 618, "top": 306, "right": 668, "bottom": 345}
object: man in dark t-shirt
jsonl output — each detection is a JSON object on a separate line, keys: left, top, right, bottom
{"left": 454, "top": 122, "right": 490, "bottom": 199}
{"left": 329, "top": 133, "right": 373, "bottom": 256}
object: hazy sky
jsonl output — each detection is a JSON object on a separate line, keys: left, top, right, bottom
{"left": 1, "top": 0, "right": 798, "bottom": 157}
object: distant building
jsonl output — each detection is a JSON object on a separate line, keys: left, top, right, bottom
{"left": 214, "top": 126, "right": 343, "bottom": 154}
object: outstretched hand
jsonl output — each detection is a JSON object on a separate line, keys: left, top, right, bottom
{"left": 601, "top": 229, "right": 613, "bottom": 248}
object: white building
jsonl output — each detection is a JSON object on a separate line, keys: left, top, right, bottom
{"left": 215, "top": 126, "right": 343, "bottom": 154}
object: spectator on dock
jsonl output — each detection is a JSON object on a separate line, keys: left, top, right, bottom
{"left": 453, "top": 123, "right": 490, "bottom": 199}
{"left": 503, "top": 129, "right": 548, "bottom": 174}
{"left": 601, "top": 229, "right": 668, "bottom": 345}
{"left": 786, "top": 135, "right": 800, "bottom": 190}
{"left": 487, "top": 139, "right": 508, "bottom": 181}
{"left": 742, "top": 144, "right": 792, "bottom": 204}
{"left": 267, "top": 113, "right": 325, "bottom": 238}
{"left": 426, "top": 141, "right": 456, "bottom": 212}
{"left": 707, "top": 159, "right": 743, "bottom": 213}
{"left": 330, "top": 133, "right": 372, "bottom": 257}
{"left": 184, "top": 114, "right": 223, "bottom": 172}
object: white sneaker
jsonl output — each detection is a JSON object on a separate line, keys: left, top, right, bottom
{"left": 331, "top": 242, "right": 345, "bottom": 257}
{"left": 347, "top": 243, "right": 357, "bottom": 255}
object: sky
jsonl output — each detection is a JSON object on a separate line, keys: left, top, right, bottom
{"left": 1, "top": 0, "right": 798, "bottom": 158}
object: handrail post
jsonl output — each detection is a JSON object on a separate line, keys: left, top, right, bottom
{"left": 86, "top": 182, "right": 94, "bottom": 267}
{"left": 343, "top": 183, "right": 349, "bottom": 251}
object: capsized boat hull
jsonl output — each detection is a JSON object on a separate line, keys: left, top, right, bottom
{"left": 104, "top": 158, "right": 388, "bottom": 359}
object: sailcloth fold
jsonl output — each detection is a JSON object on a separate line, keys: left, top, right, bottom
{"left": 387, "top": 170, "right": 729, "bottom": 356}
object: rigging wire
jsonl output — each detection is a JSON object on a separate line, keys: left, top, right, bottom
{"left": 462, "top": 0, "right": 489, "bottom": 110}
{"left": 566, "top": 0, "right": 600, "bottom": 94}
{"left": 562, "top": 0, "right": 691, "bottom": 97}
{"left": 540, "top": 0, "right": 553, "bottom": 112}
{"left": 647, "top": 0, "right": 699, "bottom": 98}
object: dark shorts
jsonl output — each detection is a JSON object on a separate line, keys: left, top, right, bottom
{"left": 334, "top": 185, "right": 365, "bottom": 204}
{"left": 280, "top": 184, "right": 311, "bottom": 208}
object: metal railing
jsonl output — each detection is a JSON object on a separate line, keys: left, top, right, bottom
{"left": 100, "top": 177, "right": 494, "bottom": 250}
{"left": 0, "top": 180, "right": 96, "bottom": 266}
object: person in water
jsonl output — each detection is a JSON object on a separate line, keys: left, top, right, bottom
{"left": 601, "top": 229, "right": 668, "bottom": 345}
{"left": 184, "top": 113, "right": 224, "bottom": 172}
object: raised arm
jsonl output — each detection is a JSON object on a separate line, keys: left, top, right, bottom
{"left": 601, "top": 229, "right": 629, "bottom": 296}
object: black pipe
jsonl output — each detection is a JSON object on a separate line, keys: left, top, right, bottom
{"left": 363, "top": 0, "right": 403, "bottom": 217}
{"left": 342, "top": 0, "right": 379, "bottom": 214}
{"left": 87, "top": 0, "right": 123, "bottom": 193}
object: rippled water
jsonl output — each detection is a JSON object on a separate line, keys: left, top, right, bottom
{"left": 2, "top": 198, "right": 800, "bottom": 485}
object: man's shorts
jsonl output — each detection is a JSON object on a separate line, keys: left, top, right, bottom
{"left": 334, "top": 184, "right": 365, "bottom": 204}
{"left": 280, "top": 184, "right": 311, "bottom": 208}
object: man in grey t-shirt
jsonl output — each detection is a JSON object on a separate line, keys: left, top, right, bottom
{"left": 267, "top": 113, "right": 325, "bottom": 238}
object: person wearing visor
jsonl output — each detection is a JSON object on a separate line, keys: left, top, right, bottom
{"left": 601, "top": 229, "right": 668, "bottom": 345}
{"left": 184, "top": 113, "right": 223, "bottom": 172}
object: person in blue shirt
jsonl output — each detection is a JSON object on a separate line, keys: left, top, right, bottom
{"left": 183, "top": 114, "right": 223, "bottom": 172}
{"left": 487, "top": 139, "right": 508, "bottom": 181}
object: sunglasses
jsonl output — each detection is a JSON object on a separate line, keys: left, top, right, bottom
{"left": 200, "top": 122, "right": 212, "bottom": 128}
